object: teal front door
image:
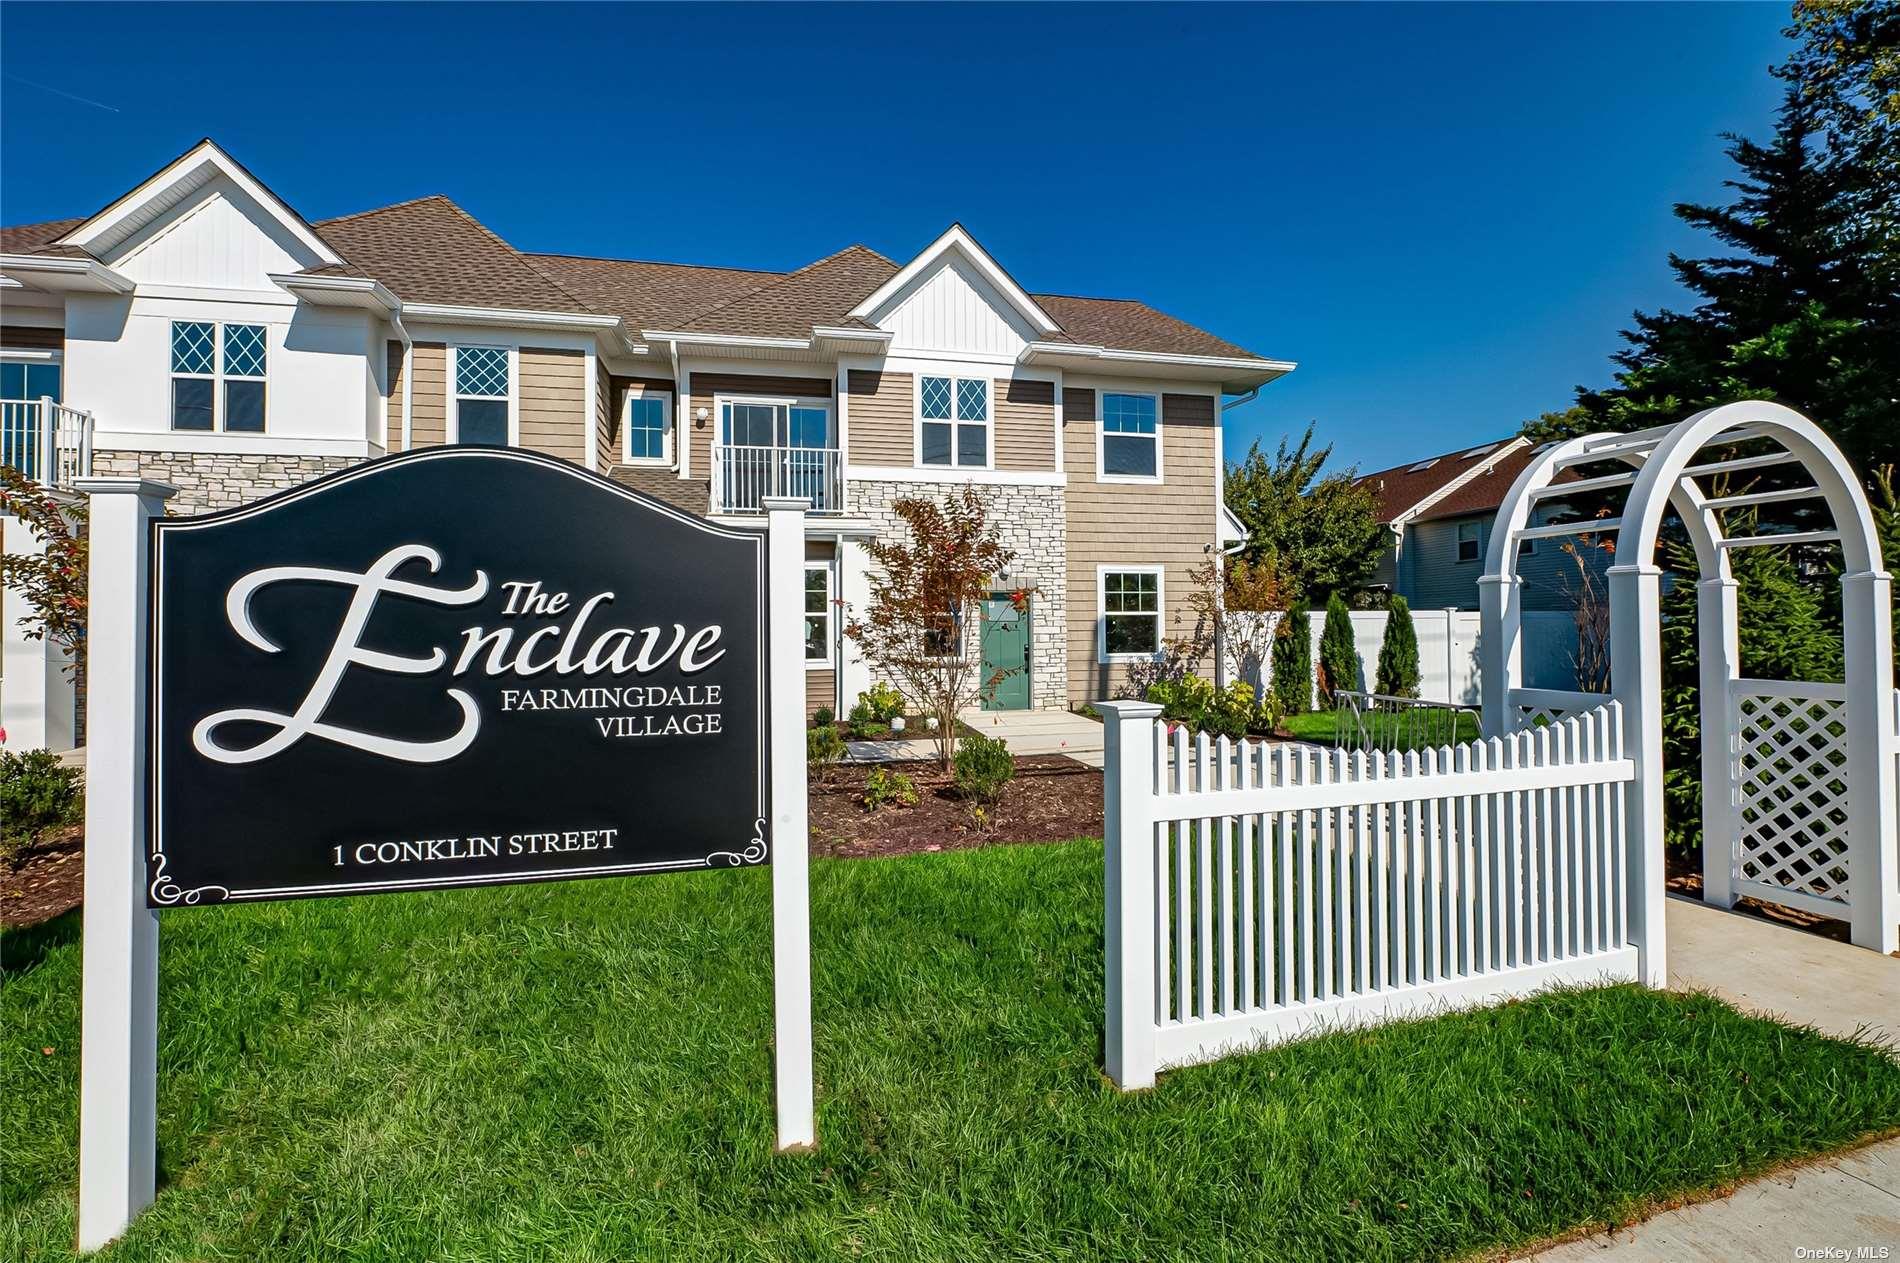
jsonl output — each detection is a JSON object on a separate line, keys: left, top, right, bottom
{"left": 979, "top": 597, "right": 1030, "bottom": 711}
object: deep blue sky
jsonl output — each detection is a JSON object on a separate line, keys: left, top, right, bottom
{"left": 1, "top": 3, "right": 1790, "bottom": 474}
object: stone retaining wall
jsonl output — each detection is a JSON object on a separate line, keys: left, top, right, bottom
{"left": 91, "top": 450, "right": 365, "bottom": 516}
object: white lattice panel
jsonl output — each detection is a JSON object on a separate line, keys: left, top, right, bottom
{"left": 1735, "top": 689, "right": 1850, "bottom": 905}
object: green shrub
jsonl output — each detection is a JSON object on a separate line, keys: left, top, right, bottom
{"left": 1145, "top": 675, "right": 1261, "bottom": 740}
{"left": 861, "top": 766, "right": 918, "bottom": 811}
{"left": 811, "top": 706, "right": 834, "bottom": 729}
{"left": 1317, "top": 592, "right": 1359, "bottom": 706}
{"left": 1374, "top": 595, "right": 1422, "bottom": 698}
{"left": 952, "top": 733, "right": 1014, "bottom": 804}
{"left": 0, "top": 748, "right": 82, "bottom": 858}
{"left": 1271, "top": 606, "right": 1312, "bottom": 716}
{"left": 807, "top": 724, "right": 846, "bottom": 781}
{"left": 852, "top": 683, "right": 905, "bottom": 725}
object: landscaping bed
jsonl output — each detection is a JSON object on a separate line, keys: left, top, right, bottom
{"left": 0, "top": 824, "right": 83, "bottom": 931}
{"left": 4, "top": 840, "right": 1899, "bottom": 1261}
{"left": 809, "top": 754, "right": 1101, "bottom": 858}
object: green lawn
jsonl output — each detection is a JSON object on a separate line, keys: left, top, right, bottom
{"left": 5, "top": 840, "right": 1898, "bottom": 1261}
{"left": 1282, "top": 707, "right": 1482, "bottom": 751}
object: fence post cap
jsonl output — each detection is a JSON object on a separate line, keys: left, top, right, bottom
{"left": 760, "top": 496, "right": 811, "bottom": 513}
{"left": 1094, "top": 699, "right": 1163, "bottom": 720}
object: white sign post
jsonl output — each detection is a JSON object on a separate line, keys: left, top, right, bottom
{"left": 74, "top": 477, "right": 175, "bottom": 1254}
{"left": 74, "top": 474, "right": 815, "bottom": 1252}
{"left": 764, "top": 496, "right": 816, "bottom": 1150}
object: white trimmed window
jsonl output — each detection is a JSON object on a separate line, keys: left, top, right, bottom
{"left": 804, "top": 563, "right": 832, "bottom": 665}
{"left": 170, "top": 320, "right": 267, "bottom": 432}
{"left": 624, "top": 389, "right": 672, "bottom": 464}
{"left": 1099, "top": 392, "right": 1158, "bottom": 480}
{"left": 1099, "top": 566, "right": 1163, "bottom": 661}
{"left": 918, "top": 374, "right": 989, "bottom": 468}
{"left": 1457, "top": 520, "right": 1481, "bottom": 562}
{"left": 452, "top": 345, "right": 512, "bottom": 445}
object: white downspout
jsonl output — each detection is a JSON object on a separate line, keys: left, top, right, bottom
{"left": 389, "top": 307, "right": 413, "bottom": 452}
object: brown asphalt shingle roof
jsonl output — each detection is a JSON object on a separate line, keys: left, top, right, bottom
{"left": 312, "top": 196, "right": 593, "bottom": 312}
{"left": 1357, "top": 439, "right": 1583, "bottom": 524}
{"left": 525, "top": 253, "right": 782, "bottom": 333}
{"left": 1030, "top": 294, "right": 1260, "bottom": 360}
{"left": 0, "top": 217, "right": 88, "bottom": 256}
{"left": 680, "top": 245, "right": 899, "bottom": 337}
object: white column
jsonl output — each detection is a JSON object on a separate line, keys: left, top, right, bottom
{"left": 1477, "top": 574, "right": 1522, "bottom": 739}
{"left": 1097, "top": 698, "right": 1161, "bottom": 1090}
{"left": 1696, "top": 578, "right": 1741, "bottom": 909}
{"left": 1608, "top": 562, "right": 1667, "bottom": 987}
{"left": 1841, "top": 570, "right": 1898, "bottom": 954}
{"left": 763, "top": 496, "right": 816, "bottom": 1150}
{"left": 73, "top": 476, "right": 174, "bottom": 1253}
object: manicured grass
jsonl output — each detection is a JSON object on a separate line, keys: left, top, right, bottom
{"left": 1282, "top": 707, "right": 1482, "bottom": 751}
{"left": 5, "top": 840, "right": 1898, "bottom": 1261}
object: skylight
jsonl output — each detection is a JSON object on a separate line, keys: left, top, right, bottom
{"left": 1406, "top": 458, "right": 1439, "bottom": 473}
{"left": 1461, "top": 443, "right": 1498, "bottom": 460}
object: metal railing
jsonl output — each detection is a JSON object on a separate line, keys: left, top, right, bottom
{"left": 1331, "top": 690, "right": 1481, "bottom": 754}
{"left": 712, "top": 443, "right": 843, "bottom": 514}
{"left": 1, "top": 397, "right": 93, "bottom": 491}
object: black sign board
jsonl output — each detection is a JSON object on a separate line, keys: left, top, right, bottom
{"left": 147, "top": 448, "right": 768, "bottom": 907}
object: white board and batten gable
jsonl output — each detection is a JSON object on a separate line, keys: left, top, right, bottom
{"left": 54, "top": 141, "right": 382, "bottom": 456}
{"left": 853, "top": 224, "right": 1061, "bottom": 363}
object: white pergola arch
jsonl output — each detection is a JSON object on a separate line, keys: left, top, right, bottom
{"left": 1479, "top": 401, "right": 1897, "bottom": 957}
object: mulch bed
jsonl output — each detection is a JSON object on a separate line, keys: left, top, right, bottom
{"left": 1, "top": 824, "right": 85, "bottom": 931}
{"left": 810, "top": 755, "right": 1103, "bottom": 859}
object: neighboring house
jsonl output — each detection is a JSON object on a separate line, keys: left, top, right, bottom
{"left": 0, "top": 139, "right": 1292, "bottom": 744}
{"left": 1358, "top": 436, "right": 1609, "bottom": 612}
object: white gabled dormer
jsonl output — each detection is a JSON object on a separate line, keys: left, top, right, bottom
{"left": 851, "top": 224, "right": 1062, "bottom": 360}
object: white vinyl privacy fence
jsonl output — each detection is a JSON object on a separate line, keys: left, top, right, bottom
{"left": 1098, "top": 698, "right": 1642, "bottom": 1088}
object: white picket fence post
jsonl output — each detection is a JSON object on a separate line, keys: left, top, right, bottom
{"left": 73, "top": 476, "right": 175, "bottom": 1253}
{"left": 763, "top": 497, "right": 817, "bottom": 1149}
{"left": 1098, "top": 700, "right": 1162, "bottom": 1090}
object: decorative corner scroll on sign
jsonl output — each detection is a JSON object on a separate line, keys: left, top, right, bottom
{"left": 707, "top": 818, "right": 769, "bottom": 867}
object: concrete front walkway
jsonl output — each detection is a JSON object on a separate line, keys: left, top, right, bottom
{"left": 1536, "top": 896, "right": 1900, "bottom": 1260}
{"left": 959, "top": 707, "right": 1105, "bottom": 766}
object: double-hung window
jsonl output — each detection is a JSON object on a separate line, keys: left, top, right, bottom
{"left": 1457, "top": 520, "right": 1481, "bottom": 562}
{"left": 1100, "top": 567, "right": 1162, "bottom": 661}
{"left": 453, "top": 345, "right": 511, "bottom": 445}
{"left": 1100, "top": 392, "right": 1158, "bottom": 479}
{"left": 804, "top": 563, "right": 832, "bottom": 664}
{"left": 624, "top": 389, "right": 671, "bottom": 464}
{"left": 919, "top": 374, "right": 989, "bottom": 468}
{"left": 170, "top": 320, "right": 267, "bottom": 432}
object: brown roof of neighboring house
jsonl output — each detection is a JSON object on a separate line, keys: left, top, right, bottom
{"left": 1358, "top": 438, "right": 1549, "bottom": 524}
{"left": 312, "top": 196, "right": 593, "bottom": 312}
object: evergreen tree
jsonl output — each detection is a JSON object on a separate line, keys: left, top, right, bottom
{"left": 1271, "top": 606, "right": 1313, "bottom": 716}
{"left": 1524, "top": 6, "right": 1899, "bottom": 479}
{"left": 1224, "top": 424, "right": 1384, "bottom": 600}
{"left": 1317, "top": 592, "right": 1359, "bottom": 706}
{"left": 1374, "top": 595, "right": 1422, "bottom": 698}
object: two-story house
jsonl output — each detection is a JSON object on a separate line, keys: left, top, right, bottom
{"left": 1, "top": 139, "right": 1293, "bottom": 747}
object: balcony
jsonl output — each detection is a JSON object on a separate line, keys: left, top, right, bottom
{"left": 712, "top": 443, "right": 844, "bottom": 515}
{"left": 1, "top": 398, "right": 93, "bottom": 493}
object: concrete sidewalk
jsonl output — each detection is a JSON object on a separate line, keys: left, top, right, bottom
{"left": 959, "top": 708, "right": 1105, "bottom": 766}
{"left": 1535, "top": 897, "right": 1900, "bottom": 1260}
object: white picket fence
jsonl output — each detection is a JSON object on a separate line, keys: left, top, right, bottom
{"left": 1099, "top": 699, "right": 1642, "bottom": 1088}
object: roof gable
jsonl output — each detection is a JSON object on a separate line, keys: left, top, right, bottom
{"left": 850, "top": 225, "right": 1060, "bottom": 342}
{"left": 113, "top": 179, "right": 316, "bottom": 291}
{"left": 57, "top": 139, "right": 340, "bottom": 270}
{"left": 673, "top": 245, "right": 896, "bottom": 339}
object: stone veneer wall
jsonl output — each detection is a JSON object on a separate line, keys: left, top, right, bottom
{"left": 850, "top": 480, "right": 1069, "bottom": 711}
{"left": 91, "top": 450, "right": 367, "bottom": 516}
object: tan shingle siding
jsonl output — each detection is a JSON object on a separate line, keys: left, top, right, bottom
{"left": 994, "top": 377, "right": 1056, "bottom": 471}
{"left": 518, "top": 347, "right": 585, "bottom": 465}
{"left": 845, "top": 369, "right": 911, "bottom": 466}
{"left": 686, "top": 372, "right": 832, "bottom": 479}
{"left": 806, "top": 670, "right": 836, "bottom": 719}
{"left": 1062, "top": 387, "right": 1219, "bottom": 702}
{"left": 410, "top": 343, "right": 447, "bottom": 448}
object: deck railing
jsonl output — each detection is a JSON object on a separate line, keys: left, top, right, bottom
{"left": 712, "top": 443, "right": 843, "bottom": 514}
{"left": 1, "top": 397, "right": 94, "bottom": 491}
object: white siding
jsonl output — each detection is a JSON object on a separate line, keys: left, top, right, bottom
{"left": 110, "top": 179, "right": 315, "bottom": 291}
{"left": 878, "top": 258, "right": 1035, "bottom": 358}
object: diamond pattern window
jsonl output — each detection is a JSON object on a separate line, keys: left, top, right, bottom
{"left": 1102, "top": 569, "right": 1161, "bottom": 658}
{"left": 1101, "top": 392, "right": 1158, "bottom": 478}
{"left": 222, "top": 324, "right": 267, "bottom": 432}
{"left": 454, "top": 346, "right": 510, "bottom": 445}
{"left": 170, "top": 320, "right": 265, "bottom": 431}
{"left": 920, "top": 374, "right": 990, "bottom": 468}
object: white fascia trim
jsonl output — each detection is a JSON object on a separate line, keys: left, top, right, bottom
{"left": 846, "top": 465, "right": 1065, "bottom": 487}
{"left": 1387, "top": 435, "right": 1532, "bottom": 527}
{"left": 1219, "top": 502, "right": 1248, "bottom": 547}
{"left": 404, "top": 302, "right": 620, "bottom": 332}
{"left": 268, "top": 273, "right": 399, "bottom": 313}
{"left": 1021, "top": 340, "right": 1298, "bottom": 376}
{"left": 848, "top": 224, "right": 1061, "bottom": 336}
{"left": 641, "top": 328, "right": 813, "bottom": 351}
{"left": 0, "top": 254, "right": 135, "bottom": 294}
{"left": 811, "top": 325, "right": 892, "bottom": 345}
{"left": 58, "top": 140, "right": 343, "bottom": 267}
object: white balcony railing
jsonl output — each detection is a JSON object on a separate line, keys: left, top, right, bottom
{"left": 1, "top": 397, "right": 94, "bottom": 492}
{"left": 713, "top": 443, "right": 843, "bottom": 514}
